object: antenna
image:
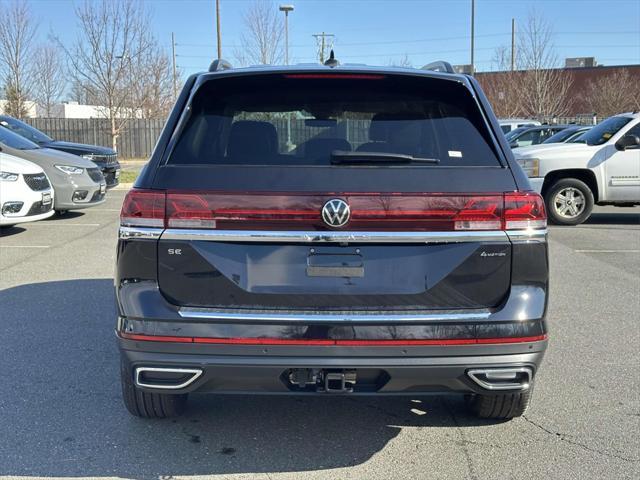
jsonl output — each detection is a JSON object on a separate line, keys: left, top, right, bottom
{"left": 324, "top": 50, "right": 339, "bottom": 67}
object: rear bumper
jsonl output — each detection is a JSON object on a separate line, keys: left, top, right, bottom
{"left": 119, "top": 339, "right": 547, "bottom": 395}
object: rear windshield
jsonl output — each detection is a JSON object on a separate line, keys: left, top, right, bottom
{"left": 169, "top": 73, "right": 501, "bottom": 167}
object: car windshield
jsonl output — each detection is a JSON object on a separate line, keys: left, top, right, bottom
{"left": 543, "top": 128, "right": 580, "bottom": 144}
{"left": 574, "top": 116, "right": 633, "bottom": 146}
{"left": 567, "top": 130, "right": 589, "bottom": 143}
{"left": 505, "top": 127, "right": 528, "bottom": 140}
{"left": 0, "top": 116, "right": 53, "bottom": 144}
{"left": 0, "top": 125, "right": 40, "bottom": 150}
{"left": 169, "top": 73, "right": 501, "bottom": 167}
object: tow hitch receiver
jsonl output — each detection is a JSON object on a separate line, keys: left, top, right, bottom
{"left": 288, "top": 369, "right": 357, "bottom": 393}
{"left": 324, "top": 371, "right": 357, "bottom": 393}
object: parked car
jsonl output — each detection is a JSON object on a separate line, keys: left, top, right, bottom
{"left": 0, "top": 115, "right": 120, "bottom": 188}
{"left": 515, "top": 112, "right": 640, "bottom": 225}
{"left": 499, "top": 118, "right": 541, "bottom": 134}
{"left": 0, "top": 151, "right": 55, "bottom": 226}
{"left": 0, "top": 126, "right": 107, "bottom": 214}
{"left": 506, "top": 125, "right": 570, "bottom": 148}
{"left": 116, "top": 61, "right": 549, "bottom": 420}
{"left": 542, "top": 125, "right": 591, "bottom": 144}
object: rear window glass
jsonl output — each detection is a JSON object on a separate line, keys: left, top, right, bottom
{"left": 169, "top": 73, "right": 501, "bottom": 167}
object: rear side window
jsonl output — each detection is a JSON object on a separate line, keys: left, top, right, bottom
{"left": 169, "top": 73, "right": 501, "bottom": 167}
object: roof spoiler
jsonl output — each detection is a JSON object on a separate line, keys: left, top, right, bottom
{"left": 208, "top": 58, "right": 233, "bottom": 72}
{"left": 421, "top": 61, "right": 455, "bottom": 74}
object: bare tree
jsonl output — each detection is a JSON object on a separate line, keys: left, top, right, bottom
{"left": 584, "top": 69, "right": 640, "bottom": 117}
{"left": 516, "top": 11, "right": 572, "bottom": 119}
{"left": 0, "top": 0, "right": 38, "bottom": 117}
{"left": 32, "top": 44, "right": 66, "bottom": 117}
{"left": 387, "top": 53, "right": 412, "bottom": 68}
{"left": 61, "top": 0, "right": 155, "bottom": 150}
{"left": 129, "top": 45, "right": 175, "bottom": 119}
{"left": 235, "top": 0, "right": 284, "bottom": 66}
{"left": 480, "top": 46, "right": 524, "bottom": 118}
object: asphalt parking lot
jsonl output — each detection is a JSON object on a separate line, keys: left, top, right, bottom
{"left": 0, "top": 189, "right": 638, "bottom": 480}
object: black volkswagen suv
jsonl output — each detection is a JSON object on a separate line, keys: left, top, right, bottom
{"left": 116, "top": 61, "right": 549, "bottom": 420}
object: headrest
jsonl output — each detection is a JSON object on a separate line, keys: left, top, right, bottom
{"left": 227, "top": 120, "right": 278, "bottom": 157}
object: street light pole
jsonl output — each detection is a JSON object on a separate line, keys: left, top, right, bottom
{"left": 279, "top": 5, "right": 294, "bottom": 151}
{"left": 279, "top": 4, "right": 294, "bottom": 65}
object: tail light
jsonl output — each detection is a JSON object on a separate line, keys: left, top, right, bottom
{"left": 120, "top": 189, "right": 546, "bottom": 231}
{"left": 120, "top": 189, "right": 165, "bottom": 227}
{"left": 503, "top": 192, "right": 546, "bottom": 230}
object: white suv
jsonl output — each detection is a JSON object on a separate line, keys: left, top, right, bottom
{"left": 0, "top": 152, "right": 55, "bottom": 226}
{"left": 514, "top": 113, "right": 640, "bottom": 225}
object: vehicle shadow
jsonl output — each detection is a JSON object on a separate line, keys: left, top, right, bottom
{"left": 0, "top": 279, "right": 502, "bottom": 479}
{"left": 584, "top": 211, "right": 640, "bottom": 226}
{"left": 49, "top": 210, "right": 86, "bottom": 221}
{"left": 0, "top": 225, "right": 26, "bottom": 236}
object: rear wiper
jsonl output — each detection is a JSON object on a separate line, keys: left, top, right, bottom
{"left": 330, "top": 150, "right": 440, "bottom": 165}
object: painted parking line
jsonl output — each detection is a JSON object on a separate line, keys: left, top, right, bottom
{"left": 27, "top": 223, "right": 101, "bottom": 227}
{"left": 0, "top": 245, "right": 50, "bottom": 249}
{"left": 575, "top": 249, "right": 640, "bottom": 253}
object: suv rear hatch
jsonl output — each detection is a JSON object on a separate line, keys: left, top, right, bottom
{"left": 125, "top": 71, "right": 544, "bottom": 312}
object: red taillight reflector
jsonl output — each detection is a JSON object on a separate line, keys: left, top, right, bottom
{"left": 120, "top": 189, "right": 165, "bottom": 228}
{"left": 283, "top": 74, "right": 386, "bottom": 80}
{"left": 504, "top": 192, "right": 547, "bottom": 230}
{"left": 119, "top": 332, "right": 547, "bottom": 345}
{"left": 163, "top": 192, "right": 506, "bottom": 231}
{"left": 120, "top": 191, "right": 547, "bottom": 232}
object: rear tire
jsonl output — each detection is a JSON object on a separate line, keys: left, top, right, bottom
{"left": 467, "top": 387, "right": 533, "bottom": 419}
{"left": 120, "top": 361, "right": 188, "bottom": 418}
{"left": 544, "top": 178, "right": 593, "bottom": 226}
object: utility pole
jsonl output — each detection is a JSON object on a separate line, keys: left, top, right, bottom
{"left": 171, "top": 32, "right": 178, "bottom": 100}
{"left": 312, "top": 32, "right": 334, "bottom": 63}
{"left": 510, "top": 18, "right": 516, "bottom": 71}
{"left": 216, "top": 0, "right": 222, "bottom": 59}
{"left": 470, "top": 0, "right": 475, "bottom": 73}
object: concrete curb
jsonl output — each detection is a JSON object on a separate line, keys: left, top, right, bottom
{"left": 112, "top": 183, "right": 134, "bottom": 191}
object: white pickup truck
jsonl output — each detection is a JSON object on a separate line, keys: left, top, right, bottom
{"left": 514, "top": 112, "right": 640, "bottom": 225}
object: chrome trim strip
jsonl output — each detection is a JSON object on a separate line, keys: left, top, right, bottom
{"left": 134, "top": 367, "right": 203, "bottom": 390}
{"left": 119, "top": 226, "right": 163, "bottom": 240}
{"left": 178, "top": 308, "right": 492, "bottom": 323}
{"left": 505, "top": 229, "right": 547, "bottom": 242}
{"left": 467, "top": 367, "right": 532, "bottom": 391}
{"left": 161, "top": 229, "right": 510, "bottom": 244}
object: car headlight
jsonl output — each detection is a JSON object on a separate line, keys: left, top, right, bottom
{"left": 516, "top": 158, "right": 540, "bottom": 177}
{"left": 81, "top": 154, "right": 95, "bottom": 160}
{"left": 55, "top": 165, "right": 84, "bottom": 175}
{"left": 0, "top": 171, "right": 19, "bottom": 181}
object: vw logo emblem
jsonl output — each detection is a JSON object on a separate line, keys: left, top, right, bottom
{"left": 322, "top": 198, "right": 350, "bottom": 227}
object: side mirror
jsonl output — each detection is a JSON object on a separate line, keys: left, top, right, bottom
{"left": 616, "top": 134, "right": 640, "bottom": 151}
{"left": 509, "top": 141, "right": 519, "bottom": 149}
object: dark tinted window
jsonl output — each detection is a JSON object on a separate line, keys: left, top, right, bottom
{"left": 169, "top": 74, "right": 501, "bottom": 167}
{"left": 0, "top": 125, "right": 39, "bottom": 150}
{"left": 576, "top": 116, "right": 633, "bottom": 145}
{"left": 544, "top": 127, "right": 580, "bottom": 144}
{"left": 0, "top": 116, "right": 52, "bottom": 143}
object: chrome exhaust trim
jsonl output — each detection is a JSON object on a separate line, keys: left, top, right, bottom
{"left": 467, "top": 367, "right": 532, "bottom": 391}
{"left": 134, "top": 367, "right": 203, "bottom": 390}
